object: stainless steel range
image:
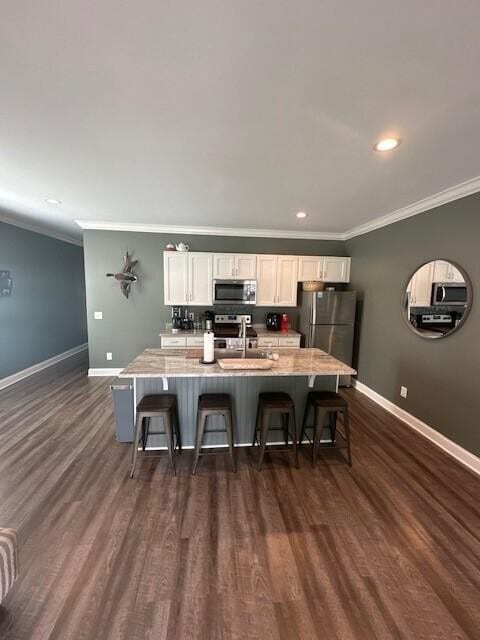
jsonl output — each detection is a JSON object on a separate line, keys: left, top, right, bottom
{"left": 214, "top": 314, "right": 258, "bottom": 350}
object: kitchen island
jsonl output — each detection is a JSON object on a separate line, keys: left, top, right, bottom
{"left": 118, "top": 348, "right": 356, "bottom": 448}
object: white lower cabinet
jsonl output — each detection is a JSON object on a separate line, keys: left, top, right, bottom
{"left": 161, "top": 336, "right": 187, "bottom": 348}
{"left": 256, "top": 255, "right": 298, "bottom": 307}
{"left": 163, "top": 252, "right": 213, "bottom": 305}
{"left": 257, "top": 335, "right": 301, "bottom": 348}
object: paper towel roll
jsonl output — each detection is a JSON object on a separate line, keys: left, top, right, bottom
{"left": 203, "top": 331, "right": 215, "bottom": 363}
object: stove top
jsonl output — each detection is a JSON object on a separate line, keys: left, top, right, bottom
{"left": 214, "top": 325, "right": 257, "bottom": 338}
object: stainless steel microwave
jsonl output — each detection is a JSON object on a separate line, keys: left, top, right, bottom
{"left": 213, "top": 279, "right": 256, "bottom": 305}
{"left": 432, "top": 282, "right": 467, "bottom": 306}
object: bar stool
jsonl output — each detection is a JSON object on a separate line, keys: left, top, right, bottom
{"left": 192, "top": 394, "right": 236, "bottom": 474}
{"left": 252, "top": 392, "right": 299, "bottom": 470}
{"left": 299, "top": 391, "right": 352, "bottom": 466}
{"left": 130, "top": 394, "right": 181, "bottom": 478}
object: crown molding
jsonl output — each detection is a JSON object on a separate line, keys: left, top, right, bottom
{"left": 344, "top": 175, "right": 480, "bottom": 240}
{"left": 75, "top": 219, "right": 344, "bottom": 241}
{"left": 0, "top": 211, "right": 83, "bottom": 246}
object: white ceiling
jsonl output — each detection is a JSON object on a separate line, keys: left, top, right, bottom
{"left": 1, "top": 0, "right": 480, "bottom": 244}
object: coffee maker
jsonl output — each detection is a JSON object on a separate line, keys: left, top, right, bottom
{"left": 171, "top": 306, "right": 183, "bottom": 333}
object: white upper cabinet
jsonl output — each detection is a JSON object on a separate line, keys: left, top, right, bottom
{"left": 276, "top": 256, "right": 299, "bottom": 305}
{"left": 322, "top": 256, "right": 351, "bottom": 282}
{"left": 256, "top": 255, "right": 278, "bottom": 305}
{"left": 433, "top": 260, "right": 463, "bottom": 283}
{"left": 213, "top": 254, "right": 236, "bottom": 279}
{"left": 409, "top": 262, "right": 434, "bottom": 306}
{"left": 298, "top": 256, "right": 350, "bottom": 282}
{"left": 234, "top": 254, "right": 257, "bottom": 279}
{"left": 164, "top": 252, "right": 188, "bottom": 305}
{"left": 164, "top": 252, "right": 212, "bottom": 305}
{"left": 188, "top": 253, "right": 213, "bottom": 305}
{"left": 298, "top": 256, "right": 323, "bottom": 281}
{"left": 256, "top": 255, "right": 298, "bottom": 306}
{"left": 213, "top": 253, "right": 256, "bottom": 279}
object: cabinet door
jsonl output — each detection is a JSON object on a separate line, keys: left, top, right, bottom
{"left": 449, "top": 264, "right": 464, "bottom": 282}
{"left": 256, "top": 255, "right": 278, "bottom": 306}
{"left": 322, "top": 257, "right": 351, "bottom": 283}
{"left": 188, "top": 253, "right": 213, "bottom": 305}
{"left": 164, "top": 252, "right": 188, "bottom": 305}
{"left": 410, "top": 262, "right": 433, "bottom": 306}
{"left": 235, "top": 254, "right": 257, "bottom": 279}
{"left": 213, "top": 254, "right": 235, "bottom": 279}
{"left": 276, "top": 256, "right": 299, "bottom": 306}
{"left": 433, "top": 260, "right": 449, "bottom": 282}
{"left": 298, "top": 256, "right": 323, "bottom": 282}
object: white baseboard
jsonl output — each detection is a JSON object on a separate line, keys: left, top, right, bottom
{"left": 352, "top": 379, "right": 480, "bottom": 477}
{"left": 88, "top": 368, "right": 123, "bottom": 377}
{"left": 0, "top": 343, "right": 88, "bottom": 391}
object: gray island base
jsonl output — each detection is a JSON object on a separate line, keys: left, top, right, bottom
{"left": 119, "top": 348, "right": 356, "bottom": 449}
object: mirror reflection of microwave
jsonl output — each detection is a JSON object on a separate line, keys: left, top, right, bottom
{"left": 432, "top": 282, "right": 467, "bottom": 306}
{"left": 213, "top": 279, "right": 256, "bottom": 305}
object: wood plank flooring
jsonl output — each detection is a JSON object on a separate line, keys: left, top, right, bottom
{"left": 0, "top": 354, "right": 479, "bottom": 639}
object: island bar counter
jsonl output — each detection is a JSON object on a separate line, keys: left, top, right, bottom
{"left": 118, "top": 348, "right": 356, "bottom": 449}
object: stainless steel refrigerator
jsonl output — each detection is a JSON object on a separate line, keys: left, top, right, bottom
{"left": 297, "top": 290, "right": 356, "bottom": 386}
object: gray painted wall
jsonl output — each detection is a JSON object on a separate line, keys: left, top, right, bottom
{"left": 347, "top": 192, "right": 480, "bottom": 456}
{"left": 0, "top": 221, "right": 87, "bottom": 379}
{"left": 83, "top": 230, "right": 345, "bottom": 369}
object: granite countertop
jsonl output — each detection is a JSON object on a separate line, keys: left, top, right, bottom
{"left": 159, "top": 327, "right": 301, "bottom": 338}
{"left": 119, "top": 347, "right": 356, "bottom": 379}
{"left": 254, "top": 327, "right": 301, "bottom": 338}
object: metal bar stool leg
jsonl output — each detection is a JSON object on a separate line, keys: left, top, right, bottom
{"left": 224, "top": 409, "right": 236, "bottom": 472}
{"left": 174, "top": 399, "right": 182, "bottom": 453}
{"left": 192, "top": 411, "right": 207, "bottom": 475}
{"left": 163, "top": 413, "right": 176, "bottom": 475}
{"left": 130, "top": 413, "right": 144, "bottom": 478}
{"left": 258, "top": 409, "right": 270, "bottom": 471}
{"left": 252, "top": 403, "right": 260, "bottom": 447}
{"left": 299, "top": 399, "right": 310, "bottom": 445}
{"left": 282, "top": 413, "right": 289, "bottom": 446}
{"left": 329, "top": 411, "right": 337, "bottom": 443}
{"left": 342, "top": 407, "right": 352, "bottom": 466}
{"left": 289, "top": 407, "right": 299, "bottom": 469}
{"left": 312, "top": 408, "right": 327, "bottom": 466}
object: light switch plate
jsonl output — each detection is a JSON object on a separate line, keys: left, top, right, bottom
{"left": 94, "top": 311, "right": 103, "bottom": 320}
{"left": 400, "top": 386, "right": 408, "bottom": 398}
{"left": 106, "top": 352, "right": 112, "bottom": 361}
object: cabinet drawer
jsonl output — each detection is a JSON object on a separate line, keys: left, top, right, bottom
{"left": 186, "top": 337, "right": 204, "bottom": 347}
{"left": 161, "top": 336, "right": 187, "bottom": 348}
{"left": 278, "top": 337, "right": 301, "bottom": 348}
{"left": 257, "top": 336, "right": 279, "bottom": 347}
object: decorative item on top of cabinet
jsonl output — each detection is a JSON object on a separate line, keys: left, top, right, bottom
{"left": 163, "top": 252, "right": 213, "bottom": 306}
{"left": 256, "top": 255, "right": 298, "bottom": 307}
{"left": 106, "top": 252, "right": 138, "bottom": 299}
{"left": 298, "top": 256, "right": 350, "bottom": 283}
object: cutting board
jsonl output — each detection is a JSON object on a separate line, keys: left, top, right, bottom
{"left": 218, "top": 358, "right": 273, "bottom": 370}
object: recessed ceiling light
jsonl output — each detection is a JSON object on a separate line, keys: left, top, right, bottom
{"left": 46, "top": 198, "right": 62, "bottom": 205}
{"left": 296, "top": 211, "right": 307, "bottom": 219}
{"left": 374, "top": 138, "right": 401, "bottom": 152}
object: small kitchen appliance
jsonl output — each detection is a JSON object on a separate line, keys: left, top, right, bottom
{"left": 171, "top": 306, "right": 183, "bottom": 333}
{"left": 213, "top": 279, "right": 256, "bottom": 305}
{"left": 280, "top": 313, "right": 289, "bottom": 332}
{"left": 265, "top": 312, "right": 281, "bottom": 331}
{"left": 431, "top": 282, "right": 468, "bottom": 306}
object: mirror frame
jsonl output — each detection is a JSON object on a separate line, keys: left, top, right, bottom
{"left": 402, "top": 258, "right": 473, "bottom": 340}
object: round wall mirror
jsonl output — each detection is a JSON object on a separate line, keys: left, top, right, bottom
{"left": 403, "top": 260, "right": 472, "bottom": 338}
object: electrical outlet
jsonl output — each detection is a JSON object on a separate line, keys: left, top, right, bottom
{"left": 400, "top": 386, "right": 408, "bottom": 399}
{"left": 106, "top": 352, "right": 113, "bottom": 361}
{"left": 94, "top": 311, "right": 103, "bottom": 320}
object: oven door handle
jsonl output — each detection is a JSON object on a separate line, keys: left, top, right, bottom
{"left": 440, "top": 285, "right": 446, "bottom": 302}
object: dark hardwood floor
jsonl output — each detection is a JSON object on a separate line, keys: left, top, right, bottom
{"left": 0, "top": 354, "right": 479, "bottom": 639}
